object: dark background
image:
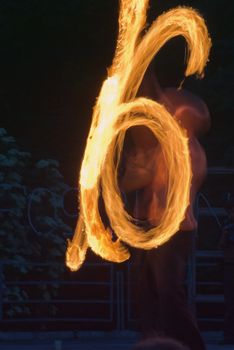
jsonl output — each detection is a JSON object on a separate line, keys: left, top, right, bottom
{"left": 1, "top": 0, "right": 234, "bottom": 185}
{"left": 0, "top": 1, "right": 233, "bottom": 331}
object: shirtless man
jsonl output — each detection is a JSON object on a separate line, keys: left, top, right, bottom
{"left": 120, "top": 68, "right": 210, "bottom": 350}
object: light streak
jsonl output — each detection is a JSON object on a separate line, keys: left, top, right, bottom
{"left": 66, "top": 0, "right": 211, "bottom": 271}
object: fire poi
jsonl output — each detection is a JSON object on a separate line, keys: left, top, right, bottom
{"left": 66, "top": 0, "right": 211, "bottom": 271}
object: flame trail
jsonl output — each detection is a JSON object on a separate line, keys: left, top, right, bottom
{"left": 66, "top": 0, "right": 211, "bottom": 271}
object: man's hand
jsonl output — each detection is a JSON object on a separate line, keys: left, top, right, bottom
{"left": 120, "top": 147, "right": 157, "bottom": 192}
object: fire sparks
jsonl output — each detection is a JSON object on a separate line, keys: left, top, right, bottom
{"left": 66, "top": 0, "right": 211, "bottom": 271}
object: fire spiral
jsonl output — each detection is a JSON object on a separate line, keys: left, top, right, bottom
{"left": 66, "top": 0, "right": 211, "bottom": 271}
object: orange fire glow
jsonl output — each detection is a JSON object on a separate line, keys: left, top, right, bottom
{"left": 66, "top": 0, "right": 211, "bottom": 271}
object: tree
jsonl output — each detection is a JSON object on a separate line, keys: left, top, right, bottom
{"left": 0, "top": 128, "right": 73, "bottom": 318}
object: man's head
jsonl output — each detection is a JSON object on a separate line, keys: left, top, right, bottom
{"left": 131, "top": 337, "right": 189, "bottom": 350}
{"left": 138, "top": 59, "right": 211, "bottom": 139}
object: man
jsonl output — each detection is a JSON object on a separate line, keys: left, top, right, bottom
{"left": 120, "top": 66, "right": 210, "bottom": 350}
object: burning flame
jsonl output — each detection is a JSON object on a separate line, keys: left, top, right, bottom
{"left": 66, "top": 0, "right": 211, "bottom": 271}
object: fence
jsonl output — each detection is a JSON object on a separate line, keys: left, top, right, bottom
{"left": 0, "top": 260, "right": 116, "bottom": 330}
{"left": 1, "top": 167, "right": 233, "bottom": 331}
{"left": 0, "top": 252, "right": 224, "bottom": 332}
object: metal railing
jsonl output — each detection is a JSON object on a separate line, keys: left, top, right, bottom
{"left": 0, "top": 198, "right": 226, "bottom": 331}
{"left": 124, "top": 192, "right": 226, "bottom": 329}
{"left": 2, "top": 165, "right": 234, "bottom": 331}
{"left": 0, "top": 260, "right": 116, "bottom": 326}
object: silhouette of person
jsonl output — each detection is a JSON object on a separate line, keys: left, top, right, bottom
{"left": 131, "top": 335, "right": 189, "bottom": 350}
{"left": 120, "top": 65, "right": 210, "bottom": 350}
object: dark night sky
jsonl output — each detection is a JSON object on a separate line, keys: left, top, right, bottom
{"left": 1, "top": 0, "right": 234, "bottom": 185}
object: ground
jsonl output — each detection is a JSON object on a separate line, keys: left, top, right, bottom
{"left": 0, "top": 331, "right": 234, "bottom": 350}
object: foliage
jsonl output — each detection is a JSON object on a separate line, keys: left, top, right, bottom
{"left": 0, "top": 128, "right": 72, "bottom": 318}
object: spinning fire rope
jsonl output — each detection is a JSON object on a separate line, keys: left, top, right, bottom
{"left": 66, "top": 0, "right": 211, "bottom": 271}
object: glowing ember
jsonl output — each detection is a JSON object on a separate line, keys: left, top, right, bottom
{"left": 66, "top": 0, "right": 211, "bottom": 271}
